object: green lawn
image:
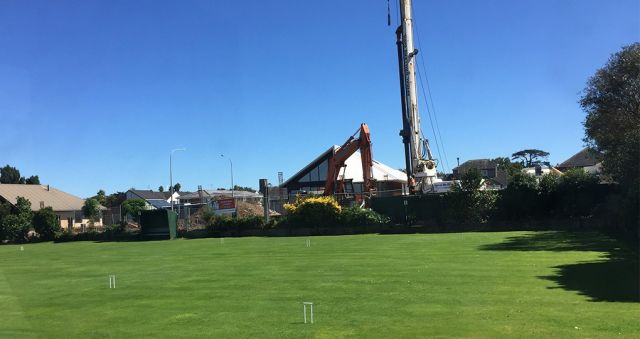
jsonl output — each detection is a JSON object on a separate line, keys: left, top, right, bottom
{"left": 0, "top": 231, "right": 638, "bottom": 338}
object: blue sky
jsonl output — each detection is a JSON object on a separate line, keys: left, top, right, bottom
{"left": 0, "top": 0, "right": 638, "bottom": 197}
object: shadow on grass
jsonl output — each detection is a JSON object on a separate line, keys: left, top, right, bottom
{"left": 480, "top": 231, "right": 639, "bottom": 303}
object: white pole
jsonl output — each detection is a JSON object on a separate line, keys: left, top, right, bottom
{"left": 303, "top": 304, "right": 307, "bottom": 323}
{"left": 310, "top": 304, "right": 314, "bottom": 324}
{"left": 400, "top": 0, "right": 422, "bottom": 168}
{"left": 170, "top": 148, "right": 186, "bottom": 211}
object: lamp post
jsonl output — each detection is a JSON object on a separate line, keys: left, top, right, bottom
{"left": 220, "top": 154, "right": 234, "bottom": 199}
{"left": 170, "top": 148, "right": 186, "bottom": 211}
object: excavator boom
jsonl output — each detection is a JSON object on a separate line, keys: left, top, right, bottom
{"left": 324, "top": 124, "right": 376, "bottom": 198}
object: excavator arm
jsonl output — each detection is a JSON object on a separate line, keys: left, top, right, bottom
{"left": 324, "top": 124, "right": 376, "bottom": 197}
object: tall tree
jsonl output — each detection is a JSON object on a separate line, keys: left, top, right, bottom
{"left": 581, "top": 43, "right": 639, "bottom": 190}
{"left": 173, "top": 183, "right": 181, "bottom": 193}
{"left": 0, "top": 165, "right": 21, "bottom": 184}
{"left": 158, "top": 186, "right": 164, "bottom": 192}
{"left": 511, "top": 149, "right": 550, "bottom": 167}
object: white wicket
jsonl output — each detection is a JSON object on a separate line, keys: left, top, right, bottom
{"left": 220, "top": 238, "right": 224, "bottom": 244}
{"left": 108, "top": 275, "right": 116, "bottom": 288}
{"left": 306, "top": 239, "right": 310, "bottom": 248}
{"left": 303, "top": 302, "right": 314, "bottom": 324}
{"left": 20, "top": 246, "right": 24, "bottom": 251}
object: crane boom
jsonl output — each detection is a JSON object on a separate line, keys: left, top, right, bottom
{"left": 397, "top": 0, "right": 438, "bottom": 193}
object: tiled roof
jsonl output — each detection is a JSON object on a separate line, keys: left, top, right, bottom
{"left": 558, "top": 148, "right": 600, "bottom": 168}
{"left": 0, "top": 184, "right": 89, "bottom": 211}
{"left": 453, "top": 159, "right": 497, "bottom": 173}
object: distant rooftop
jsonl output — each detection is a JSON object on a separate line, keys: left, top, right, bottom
{"left": 557, "top": 148, "right": 600, "bottom": 169}
{"left": 0, "top": 184, "right": 94, "bottom": 211}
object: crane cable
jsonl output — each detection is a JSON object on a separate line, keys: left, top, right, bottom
{"left": 412, "top": 18, "right": 452, "bottom": 173}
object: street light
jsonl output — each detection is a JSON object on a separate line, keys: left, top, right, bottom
{"left": 220, "top": 154, "right": 234, "bottom": 199}
{"left": 170, "top": 148, "right": 186, "bottom": 211}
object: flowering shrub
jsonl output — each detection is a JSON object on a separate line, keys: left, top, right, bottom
{"left": 284, "top": 195, "right": 341, "bottom": 228}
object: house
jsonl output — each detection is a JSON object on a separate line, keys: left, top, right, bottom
{"left": 522, "top": 164, "right": 564, "bottom": 178}
{"left": 556, "top": 148, "right": 602, "bottom": 174}
{"left": 452, "top": 159, "right": 509, "bottom": 189}
{"left": 281, "top": 146, "right": 408, "bottom": 198}
{"left": 0, "top": 184, "right": 104, "bottom": 230}
{"left": 125, "top": 189, "right": 179, "bottom": 209}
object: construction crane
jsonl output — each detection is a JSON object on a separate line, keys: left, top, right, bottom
{"left": 395, "top": 0, "right": 440, "bottom": 194}
{"left": 324, "top": 123, "right": 376, "bottom": 202}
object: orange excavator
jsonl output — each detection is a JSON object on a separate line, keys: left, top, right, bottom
{"left": 324, "top": 123, "right": 376, "bottom": 203}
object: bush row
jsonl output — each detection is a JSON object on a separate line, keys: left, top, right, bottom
{"left": 372, "top": 169, "right": 635, "bottom": 233}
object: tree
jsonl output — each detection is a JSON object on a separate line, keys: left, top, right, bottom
{"left": 0, "top": 197, "right": 33, "bottom": 242}
{"left": 511, "top": 149, "right": 550, "bottom": 167}
{"left": 82, "top": 198, "right": 101, "bottom": 227}
{"left": 173, "top": 183, "right": 181, "bottom": 192}
{"left": 93, "top": 190, "right": 107, "bottom": 205}
{"left": 104, "top": 192, "right": 126, "bottom": 208}
{"left": 25, "top": 175, "right": 40, "bottom": 185}
{"left": 121, "top": 199, "right": 146, "bottom": 222}
{"left": 456, "top": 168, "right": 483, "bottom": 192}
{"left": 158, "top": 186, "right": 164, "bottom": 192}
{"left": 581, "top": 43, "right": 639, "bottom": 191}
{"left": 449, "top": 168, "right": 497, "bottom": 224}
{"left": 492, "top": 157, "right": 523, "bottom": 176}
{"left": 32, "top": 207, "right": 60, "bottom": 240}
{"left": 0, "top": 165, "right": 21, "bottom": 184}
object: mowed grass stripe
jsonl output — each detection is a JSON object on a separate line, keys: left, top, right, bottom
{"left": 0, "top": 232, "right": 637, "bottom": 338}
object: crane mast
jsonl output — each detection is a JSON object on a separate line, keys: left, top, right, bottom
{"left": 397, "top": 0, "right": 438, "bottom": 193}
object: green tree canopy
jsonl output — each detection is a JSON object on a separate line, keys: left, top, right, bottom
{"left": 158, "top": 186, "right": 164, "bottom": 192}
{"left": 105, "top": 192, "right": 126, "bottom": 208}
{"left": 0, "top": 165, "right": 21, "bottom": 184}
{"left": 82, "top": 198, "right": 101, "bottom": 225}
{"left": 455, "top": 168, "right": 483, "bottom": 192}
{"left": 510, "top": 149, "right": 550, "bottom": 168}
{"left": 0, "top": 197, "right": 33, "bottom": 242}
{"left": 25, "top": 175, "right": 40, "bottom": 185}
{"left": 93, "top": 190, "right": 107, "bottom": 205}
{"left": 581, "top": 43, "right": 639, "bottom": 190}
{"left": 122, "top": 199, "right": 146, "bottom": 221}
{"left": 173, "top": 183, "right": 181, "bottom": 192}
{"left": 33, "top": 207, "right": 60, "bottom": 240}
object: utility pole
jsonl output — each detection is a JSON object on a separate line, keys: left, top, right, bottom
{"left": 220, "top": 154, "right": 234, "bottom": 199}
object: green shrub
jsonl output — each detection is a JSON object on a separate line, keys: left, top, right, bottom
{"left": 340, "top": 207, "right": 390, "bottom": 227}
{"left": 556, "top": 169, "right": 600, "bottom": 217}
{"left": 206, "top": 215, "right": 265, "bottom": 233}
{"left": 497, "top": 172, "right": 539, "bottom": 220}
{"left": 32, "top": 207, "right": 60, "bottom": 240}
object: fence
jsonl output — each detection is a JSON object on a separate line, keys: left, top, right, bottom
{"left": 101, "top": 207, "right": 122, "bottom": 225}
